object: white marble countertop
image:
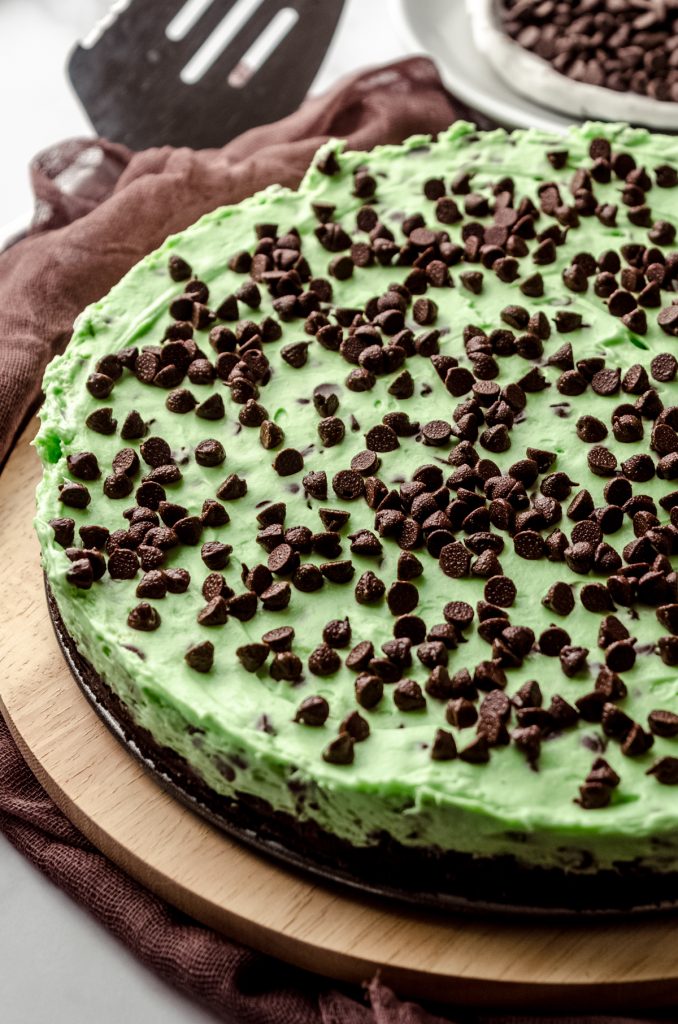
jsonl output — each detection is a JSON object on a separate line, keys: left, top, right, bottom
{"left": 1, "top": 2, "right": 413, "bottom": 1021}
{"left": 0, "top": 2, "right": 417, "bottom": 1024}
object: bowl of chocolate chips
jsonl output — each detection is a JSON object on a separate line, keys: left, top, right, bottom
{"left": 467, "top": 0, "right": 678, "bottom": 130}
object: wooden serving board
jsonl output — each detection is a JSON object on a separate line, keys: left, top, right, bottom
{"left": 3, "top": 422, "right": 678, "bottom": 1013}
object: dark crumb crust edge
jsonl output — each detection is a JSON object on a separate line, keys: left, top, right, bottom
{"left": 45, "top": 579, "right": 678, "bottom": 918}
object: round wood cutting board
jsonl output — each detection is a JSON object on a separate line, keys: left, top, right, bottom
{"left": 2, "top": 421, "right": 678, "bottom": 1013}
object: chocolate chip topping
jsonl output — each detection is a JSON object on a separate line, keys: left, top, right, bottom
{"left": 647, "top": 757, "right": 678, "bottom": 785}
{"left": 322, "top": 733, "right": 354, "bottom": 765}
{"left": 127, "top": 603, "right": 161, "bottom": 631}
{"left": 185, "top": 641, "right": 214, "bottom": 673}
{"left": 648, "top": 710, "right": 678, "bottom": 738}
{"left": 308, "top": 644, "right": 341, "bottom": 676}
{"left": 295, "top": 696, "right": 329, "bottom": 726}
{"left": 50, "top": 517, "right": 75, "bottom": 548}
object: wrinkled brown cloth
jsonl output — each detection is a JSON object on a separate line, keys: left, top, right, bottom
{"left": 0, "top": 57, "right": 669, "bottom": 1023}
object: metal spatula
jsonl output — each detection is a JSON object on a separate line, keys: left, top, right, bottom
{"left": 68, "top": 0, "right": 346, "bottom": 150}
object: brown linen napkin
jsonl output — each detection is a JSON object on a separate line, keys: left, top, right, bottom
{"left": 0, "top": 55, "right": 668, "bottom": 1023}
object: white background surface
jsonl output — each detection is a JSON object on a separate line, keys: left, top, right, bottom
{"left": 0, "top": 2, "right": 412, "bottom": 1022}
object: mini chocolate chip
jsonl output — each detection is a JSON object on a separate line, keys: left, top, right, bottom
{"left": 281, "top": 342, "right": 309, "bottom": 368}
{"left": 269, "top": 650, "right": 303, "bottom": 681}
{"left": 50, "top": 517, "right": 75, "bottom": 548}
{"left": 293, "top": 563, "right": 324, "bottom": 592}
{"left": 196, "top": 394, "right": 225, "bottom": 420}
{"left": 217, "top": 474, "right": 247, "bottom": 500}
{"left": 66, "top": 451, "right": 100, "bottom": 482}
{"left": 322, "top": 734, "right": 354, "bottom": 765}
{"left": 109, "top": 451, "right": 139, "bottom": 481}
{"left": 320, "top": 561, "right": 354, "bottom": 584}
{"left": 656, "top": 166, "right": 678, "bottom": 188}
{"left": 85, "top": 407, "right": 117, "bottom": 435}
{"left": 332, "top": 470, "right": 364, "bottom": 500}
{"left": 443, "top": 601, "right": 474, "bottom": 630}
{"left": 561, "top": 647, "right": 589, "bottom": 679}
{"left": 429, "top": 728, "right": 456, "bottom": 761}
{"left": 236, "top": 644, "right": 269, "bottom": 672}
{"left": 580, "top": 582, "right": 614, "bottom": 613}
{"left": 137, "top": 571, "right": 168, "bottom": 599}
{"left": 168, "top": 254, "right": 192, "bottom": 281}
{"left": 255, "top": 630, "right": 294, "bottom": 659}
{"left": 349, "top": 529, "right": 382, "bottom": 557}
{"left": 622, "top": 454, "right": 655, "bottom": 482}
{"left": 295, "top": 696, "right": 329, "bottom": 726}
{"left": 271, "top": 447, "right": 303, "bottom": 477}
{"left": 539, "top": 627, "right": 571, "bottom": 657}
{"left": 259, "top": 420, "right": 284, "bottom": 450}
{"left": 136, "top": 544, "right": 166, "bottom": 571}
{"left": 185, "top": 641, "right": 214, "bottom": 673}
{"left": 318, "top": 416, "right": 345, "bottom": 448}
{"left": 197, "top": 596, "right": 229, "bottom": 626}
{"left": 459, "top": 734, "right": 490, "bottom": 764}
{"left": 387, "top": 581, "right": 419, "bottom": 616}
{"left": 350, "top": 450, "right": 379, "bottom": 476}
{"left": 365, "top": 424, "right": 399, "bottom": 452}
{"left": 587, "top": 446, "right": 617, "bottom": 477}
{"left": 65, "top": 556, "right": 94, "bottom": 589}
{"left": 59, "top": 482, "right": 91, "bottom": 509}
{"left": 622, "top": 723, "right": 654, "bottom": 758}
{"left": 543, "top": 581, "right": 574, "bottom": 616}
{"left": 446, "top": 698, "right": 478, "bottom": 730}
{"left": 140, "top": 436, "right": 172, "bottom": 469}
{"left": 128, "top": 603, "right": 160, "bottom": 631}
{"left": 108, "top": 548, "right": 139, "bottom": 580}
{"left": 648, "top": 710, "right": 678, "bottom": 738}
{"left": 445, "top": 366, "right": 475, "bottom": 397}
{"left": 394, "top": 679, "right": 426, "bottom": 711}
{"left": 195, "top": 439, "right": 226, "bottom": 467}
{"left": 267, "top": 543, "right": 299, "bottom": 577}
{"left": 355, "top": 571, "right": 385, "bottom": 604}
{"left": 319, "top": 620, "right": 350, "bottom": 652}
{"left": 171, "top": 516, "right": 201, "bottom": 545}
{"left": 651, "top": 353, "right": 678, "bottom": 383}
{"left": 591, "top": 368, "right": 620, "bottom": 397}
{"left": 201, "top": 500, "right": 229, "bottom": 527}
{"left": 422, "top": 419, "right": 452, "bottom": 446}
{"left": 514, "top": 531, "right": 545, "bottom": 560}
{"left": 78, "top": 524, "right": 109, "bottom": 550}
{"left": 200, "top": 541, "right": 232, "bottom": 571}
{"left": 647, "top": 757, "right": 678, "bottom": 785}
{"left": 345, "top": 641, "right": 373, "bottom": 672}
{"left": 339, "top": 711, "right": 370, "bottom": 743}
{"left": 605, "top": 640, "right": 636, "bottom": 673}
{"left": 657, "top": 306, "right": 678, "bottom": 336}
{"left": 86, "top": 372, "right": 115, "bottom": 399}
{"left": 484, "top": 575, "right": 516, "bottom": 607}
{"left": 576, "top": 782, "right": 612, "bottom": 809}
{"left": 438, "top": 541, "right": 470, "bottom": 579}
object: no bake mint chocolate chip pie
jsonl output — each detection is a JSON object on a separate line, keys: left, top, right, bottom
{"left": 35, "top": 122, "right": 678, "bottom": 911}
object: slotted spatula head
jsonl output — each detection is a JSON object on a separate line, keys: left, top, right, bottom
{"left": 69, "top": 0, "right": 345, "bottom": 150}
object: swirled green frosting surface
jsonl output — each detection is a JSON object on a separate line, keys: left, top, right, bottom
{"left": 35, "top": 122, "right": 678, "bottom": 871}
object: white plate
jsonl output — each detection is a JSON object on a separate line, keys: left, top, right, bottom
{"left": 397, "top": 0, "right": 574, "bottom": 133}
